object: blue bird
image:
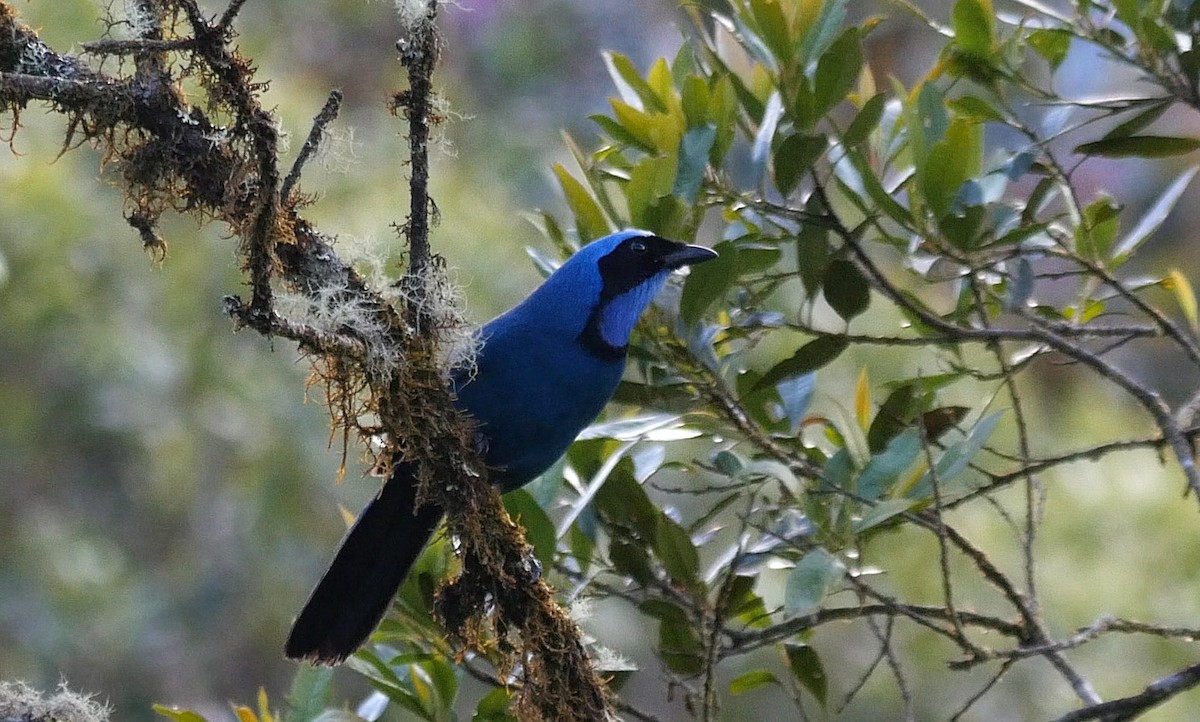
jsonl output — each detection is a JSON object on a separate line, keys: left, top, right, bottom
{"left": 285, "top": 229, "right": 717, "bottom": 663}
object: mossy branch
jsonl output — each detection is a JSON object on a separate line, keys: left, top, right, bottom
{"left": 0, "top": 1, "right": 612, "bottom": 719}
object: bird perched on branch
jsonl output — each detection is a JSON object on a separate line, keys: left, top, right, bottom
{"left": 286, "top": 229, "right": 717, "bottom": 663}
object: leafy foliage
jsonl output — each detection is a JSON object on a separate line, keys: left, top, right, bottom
{"left": 12, "top": 0, "right": 1200, "bottom": 720}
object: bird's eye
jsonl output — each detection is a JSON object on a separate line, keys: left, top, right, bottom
{"left": 630, "top": 239, "right": 648, "bottom": 254}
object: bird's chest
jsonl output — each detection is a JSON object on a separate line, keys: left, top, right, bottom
{"left": 453, "top": 334, "right": 625, "bottom": 489}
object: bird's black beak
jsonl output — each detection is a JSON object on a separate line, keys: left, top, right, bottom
{"left": 662, "top": 243, "right": 718, "bottom": 270}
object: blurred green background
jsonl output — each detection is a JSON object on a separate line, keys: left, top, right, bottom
{"left": 5, "top": 1, "right": 1200, "bottom": 720}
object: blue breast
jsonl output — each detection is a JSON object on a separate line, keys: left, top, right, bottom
{"left": 452, "top": 318, "right": 625, "bottom": 490}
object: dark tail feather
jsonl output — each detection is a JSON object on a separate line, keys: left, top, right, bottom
{"left": 286, "top": 463, "right": 444, "bottom": 663}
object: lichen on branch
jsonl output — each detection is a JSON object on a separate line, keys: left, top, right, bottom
{"left": 0, "top": 1, "right": 614, "bottom": 719}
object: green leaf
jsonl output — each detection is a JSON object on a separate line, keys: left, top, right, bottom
{"left": 1027, "top": 28, "right": 1072, "bottom": 71}
{"left": 1075, "top": 135, "right": 1200, "bottom": 158}
{"left": 1113, "top": 167, "right": 1199, "bottom": 262}
{"left": 604, "top": 51, "right": 668, "bottom": 113}
{"left": 1166, "top": 269, "right": 1200, "bottom": 334}
{"left": 845, "top": 149, "right": 914, "bottom": 225}
{"left": 921, "top": 116, "right": 984, "bottom": 218}
{"left": 675, "top": 124, "right": 717, "bottom": 204}
{"left": 953, "top": 0, "right": 995, "bottom": 58}
{"left": 797, "top": 0, "right": 850, "bottom": 65}
{"left": 915, "top": 82, "right": 950, "bottom": 150}
{"left": 627, "top": 155, "right": 679, "bottom": 229}
{"left": 857, "top": 428, "right": 922, "bottom": 501}
{"left": 784, "top": 643, "right": 828, "bottom": 706}
{"left": 749, "top": 0, "right": 793, "bottom": 63}
{"left": 853, "top": 498, "right": 917, "bottom": 533}
{"left": 947, "top": 95, "right": 1008, "bottom": 124}
{"left": 610, "top": 537, "right": 654, "bottom": 584}
{"left": 1076, "top": 195, "right": 1121, "bottom": 260}
{"left": 595, "top": 458, "right": 659, "bottom": 539}
{"left": 906, "top": 411, "right": 1004, "bottom": 499}
{"left": 659, "top": 617, "right": 705, "bottom": 675}
{"left": 866, "top": 384, "right": 918, "bottom": 452}
{"left": 473, "top": 688, "right": 517, "bottom": 722}
{"left": 813, "top": 28, "right": 863, "bottom": 119}
{"left": 774, "top": 134, "right": 826, "bottom": 196}
{"left": 591, "top": 114, "right": 655, "bottom": 153}
{"left": 754, "top": 335, "right": 849, "bottom": 390}
{"left": 823, "top": 259, "right": 870, "bottom": 321}
{"left": 729, "top": 669, "right": 780, "bottom": 695}
{"left": 796, "top": 222, "right": 831, "bottom": 297}
{"left": 727, "top": 575, "right": 771, "bottom": 628}
{"left": 680, "top": 239, "right": 738, "bottom": 325}
{"left": 502, "top": 490, "right": 556, "bottom": 567}
{"left": 784, "top": 547, "right": 846, "bottom": 615}
{"left": 842, "top": 93, "right": 886, "bottom": 147}
{"left": 153, "top": 707, "right": 210, "bottom": 722}
{"left": 654, "top": 515, "right": 701, "bottom": 588}
{"left": 1103, "top": 100, "right": 1172, "bottom": 140}
{"left": 1112, "top": 0, "right": 1141, "bottom": 28}
{"left": 553, "top": 164, "right": 610, "bottom": 242}
{"left": 286, "top": 666, "right": 334, "bottom": 722}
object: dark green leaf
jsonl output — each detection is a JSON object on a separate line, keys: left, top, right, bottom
{"left": 813, "top": 28, "right": 863, "bottom": 119}
{"left": 774, "top": 134, "right": 827, "bottom": 196}
{"left": 639, "top": 598, "right": 690, "bottom": 624}
{"left": 823, "top": 259, "right": 870, "bottom": 321}
{"left": 796, "top": 222, "right": 831, "bottom": 297}
{"left": 610, "top": 538, "right": 655, "bottom": 585}
{"left": 502, "top": 490, "right": 556, "bottom": 567}
{"left": 727, "top": 575, "right": 771, "bottom": 627}
{"left": 1112, "top": 0, "right": 1141, "bottom": 28}
{"left": 1103, "top": 100, "right": 1171, "bottom": 140}
{"left": 1075, "top": 135, "right": 1200, "bottom": 158}
{"left": 680, "top": 239, "right": 738, "bottom": 325}
{"left": 785, "top": 644, "right": 829, "bottom": 706}
{"left": 659, "top": 618, "right": 705, "bottom": 675}
{"left": 797, "top": 0, "right": 850, "bottom": 64}
{"left": 749, "top": 0, "right": 793, "bottom": 63}
{"left": 754, "top": 335, "right": 849, "bottom": 390}
{"left": 654, "top": 515, "right": 701, "bottom": 588}
{"left": 568, "top": 521, "right": 595, "bottom": 574}
{"left": 843, "top": 93, "right": 886, "bottom": 146}
{"left": 594, "top": 458, "right": 659, "bottom": 539}
{"left": 866, "top": 384, "right": 919, "bottom": 452}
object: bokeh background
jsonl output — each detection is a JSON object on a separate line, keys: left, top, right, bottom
{"left": 5, "top": 1, "right": 1200, "bottom": 720}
